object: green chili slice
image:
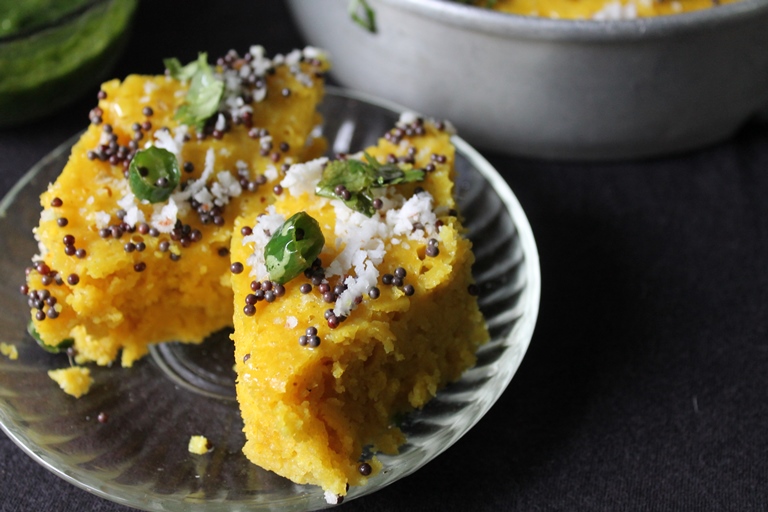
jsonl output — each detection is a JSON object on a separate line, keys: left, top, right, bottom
{"left": 27, "top": 320, "right": 73, "bottom": 354}
{"left": 265, "top": 212, "right": 325, "bottom": 285}
{"left": 128, "top": 146, "right": 181, "bottom": 203}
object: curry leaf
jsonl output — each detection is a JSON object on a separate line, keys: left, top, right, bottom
{"left": 166, "top": 53, "right": 224, "bottom": 131}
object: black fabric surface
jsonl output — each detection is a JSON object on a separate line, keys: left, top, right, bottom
{"left": 1, "top": 1, "right": 766, "bottom": 511}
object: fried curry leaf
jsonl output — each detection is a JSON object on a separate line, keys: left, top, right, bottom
{"left": 165, "top": 53, "right": 224, "bottom": 131}
{"left": 164, "top": 54, "right": 201, "bottom": 81}
{"left": 316, "top": 152, "right": 425, "bottom": 217}
{"left": 348, "top": 0, "right": 376, "bottom": 32}
{"left": 347, "top": 0, "right": 497, "bottom": 33}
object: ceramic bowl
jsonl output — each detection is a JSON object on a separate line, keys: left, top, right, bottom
{"left": 287, "top": 0, "right": 768, "bottom": 160}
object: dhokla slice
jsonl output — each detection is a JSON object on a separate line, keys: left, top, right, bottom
{"left": 230, "top": 115, "right": 489, "bottom": 497}
{"left": 25, "top": 46, "right": 328, "bottom": 367}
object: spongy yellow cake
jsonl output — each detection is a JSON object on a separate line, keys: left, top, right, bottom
{"left": 24, "top": 46, "right": 328, "bottom": 367}
{"left": 230, "top": 115, "right": 488, "bottom": 498}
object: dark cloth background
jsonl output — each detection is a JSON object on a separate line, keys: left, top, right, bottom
{"left": 1, "top": 1, "right": 766, "bottom": 510}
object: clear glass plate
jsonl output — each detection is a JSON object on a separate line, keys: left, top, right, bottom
{"left": 0, "top": 87, "right": 540, "bottom": 511}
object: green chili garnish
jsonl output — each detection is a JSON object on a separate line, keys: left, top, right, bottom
{"left": 128, "top": 146, "right": 181, "bottom": 203}
{"left": 265, "top": 212, "right": 325, "bottom": 285}
{"left": 316, "top": 152, "right": 425, "bottom": 216}
{"left": 27, "top": 320, "right": 73, "bottom": 354}
{"left": 164, "top": 53, "right": 224, "bottom": 131}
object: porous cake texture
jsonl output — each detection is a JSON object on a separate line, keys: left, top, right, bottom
{"left": 230, "top": 116, "right": 488, "bottom": 497}
{"left": 25, "top": 47, "right": 327, "bottom": 367}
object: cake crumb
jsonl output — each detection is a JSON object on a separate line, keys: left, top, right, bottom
{"left": 0, "top": 342, "right": 18, "bottom": 360}
{"left": 188, "top": 435, "right": 212, "bottom": 454}
{"left": 47, "top": 367, "right": 93, "bottom": 398}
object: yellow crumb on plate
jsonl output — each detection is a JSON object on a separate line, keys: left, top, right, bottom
{"left": 47, "top": 367, "right": 93, "bottom": 398}
{"left": 188, "top": 435, "right": 212, "bottom": 455}
{"left": 0, "top": 342, "right": 18, "bottom": 360}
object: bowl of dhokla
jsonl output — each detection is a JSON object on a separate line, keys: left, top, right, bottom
{"left": 0, "top": 43, "right": 539, "bottom": 510}
{"left": 286, "top": 0, "right": 768, "bottom": 160}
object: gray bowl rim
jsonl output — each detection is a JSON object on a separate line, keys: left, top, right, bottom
{"left": 375, "top": 0, "right": 768, "bottom": 41}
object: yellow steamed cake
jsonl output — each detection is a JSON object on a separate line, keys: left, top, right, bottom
{"left": 25, "top": 46, "right": 328, "bottom": 367}
{"left": 230, "top": 114, "right": 488, "bottom": 498}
